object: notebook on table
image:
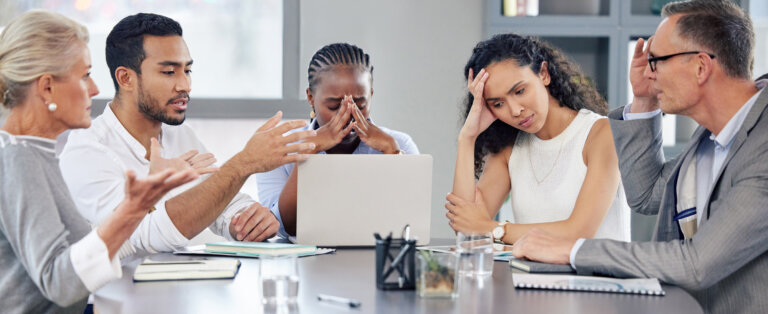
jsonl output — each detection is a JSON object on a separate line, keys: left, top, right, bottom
{"left": 133, "top": 258, "right": 241, "bottom": 282}
{"left": 204, "top": 241, "right": 317, "bottom": 256}
{"left": 512, "top": 273, "right": 665, "bottom": 295}
{"left": 296, "top": 154, "right": 433, "bottom": 247}
{"left": 507, "top": 258, "right": 575, "bottom": 273}
{"left": 173, "top": 244, "right": 335, "bottom": 258}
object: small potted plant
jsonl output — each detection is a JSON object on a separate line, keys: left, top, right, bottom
{"left": 416, "top": 249, "right": 458, "bottom": 298}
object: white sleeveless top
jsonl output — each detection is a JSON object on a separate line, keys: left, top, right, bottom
{"left": 508, "top": 109, "right": 630, "bottom": 241}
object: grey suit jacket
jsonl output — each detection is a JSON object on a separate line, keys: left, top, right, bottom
{"left": 574, "top": 88, "right": 768, "bottom": 314}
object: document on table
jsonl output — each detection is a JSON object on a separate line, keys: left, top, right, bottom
{"left": 512, "top": 273, "right": 665, "bottom": 295}
{"left": 173, "top": 244, "right": 335, "bottom": 258}
{"left": 419, "top": 243, "right": 515, "bottom": 257}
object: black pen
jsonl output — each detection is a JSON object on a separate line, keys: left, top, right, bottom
{"left": 317, "top": 293, "right": 361, "bottom": 308}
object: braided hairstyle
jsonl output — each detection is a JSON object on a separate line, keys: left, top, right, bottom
{"left": 463, "top": 33, "right": 608, "bottom": 178}
{"left": 307, "top": 43, "right": 373, "bottom": 93}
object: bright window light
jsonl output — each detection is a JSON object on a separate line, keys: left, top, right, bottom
{"left": 1, "top": 0, "right": 283, "bottom": 99}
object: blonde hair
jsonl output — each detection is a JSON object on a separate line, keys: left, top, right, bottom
{"left": 0, "top": 10, "right": 89, "bottom": 108}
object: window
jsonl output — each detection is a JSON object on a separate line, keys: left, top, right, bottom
{"left": 751, "top": 1, "right": 768, "bottom": 79}
{"left": 0, "top": 0, "right": 304, "bottom": 118}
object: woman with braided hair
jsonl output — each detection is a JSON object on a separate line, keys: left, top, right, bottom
{"left": 257, "top": 43, "right": 419, "bottom": 237}
{"left": 446, "top": 34, "right": 630, "bottom": 244}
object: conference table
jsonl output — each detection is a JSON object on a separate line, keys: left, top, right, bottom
{"left": 93, "top": 241, "right": 704, "bottom": 314}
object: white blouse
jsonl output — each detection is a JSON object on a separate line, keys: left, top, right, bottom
{"left": 507, "top": 109, "right": 630, "bottom": 241}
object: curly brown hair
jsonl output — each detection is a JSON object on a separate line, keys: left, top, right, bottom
{"left": 462, "top": 33, "right": 608, "bottom": 178}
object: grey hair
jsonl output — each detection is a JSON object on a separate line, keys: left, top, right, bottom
{"left": 661, "top": 0, "right": 754, "bottom": 79}
{"left": 0, "top": 10, "right": 89, "bottom": 108}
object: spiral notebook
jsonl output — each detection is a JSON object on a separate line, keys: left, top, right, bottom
{"left": 513, "top": 273, "right": 665, "bottom": 296}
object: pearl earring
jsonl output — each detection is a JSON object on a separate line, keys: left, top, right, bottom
{"left": 48, "top": 102, "right": 57, "bottom": 112}
{"left": 310, "top": 109, "right": 316, "bottom": 119}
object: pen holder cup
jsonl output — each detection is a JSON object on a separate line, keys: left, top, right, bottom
{"left": 375, "top": 238, "right": 417, "bottom": 290}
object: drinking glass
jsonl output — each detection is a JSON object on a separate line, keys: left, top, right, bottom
{"left": 260, "top": 255, "right": 299, "bottom": 305}
{"left": 455, "top": 231, "right": 494, "bottom": 277}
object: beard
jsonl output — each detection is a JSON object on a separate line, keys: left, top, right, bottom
{"left": 137, "top": 81, "right": 187, "bottom": 126}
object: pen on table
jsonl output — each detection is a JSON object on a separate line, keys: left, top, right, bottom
{"left": 317, "top": 294, "right": 361, "bottom": 308}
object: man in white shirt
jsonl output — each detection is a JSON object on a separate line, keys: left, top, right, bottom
{"left": 511, "top": 1, "right": 767, "bottom": 313}
{"left": 60, "top": 13, "right": 315, "bottom": 257}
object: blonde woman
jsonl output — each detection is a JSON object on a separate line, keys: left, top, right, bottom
{"left": 0, "top": 10, "right": 196, "bottom": 312}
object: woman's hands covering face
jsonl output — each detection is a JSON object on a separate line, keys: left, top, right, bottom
{"left": 310, "top": 95, "right": 399, "bottom": 154}
{"left": 308, "top": 95, "right": 355, "bottom": 153}
{"left": 348, "top": 95, "right": 399, "bottom": 154}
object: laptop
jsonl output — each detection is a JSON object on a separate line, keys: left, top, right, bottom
{"left": 296, "top": 154, "right": 432, "bottom": 247}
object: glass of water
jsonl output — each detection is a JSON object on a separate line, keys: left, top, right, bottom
{"left": 456, "top": 231, "right": 494, "bottom": 277}
{"left": 260, "top": 254, "right": 299, "bottom": 305}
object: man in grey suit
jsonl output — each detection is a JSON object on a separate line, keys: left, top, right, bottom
{"left": 511, "top": 1, "right": 766, "bottom": 313}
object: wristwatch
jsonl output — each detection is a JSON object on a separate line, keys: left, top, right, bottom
{"left": 492, "top": 221, "right": 509, "bottom": 241}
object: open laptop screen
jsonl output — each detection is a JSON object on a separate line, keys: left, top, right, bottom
{"left": 296, "top": 155, "right": 432, "bottom": 246}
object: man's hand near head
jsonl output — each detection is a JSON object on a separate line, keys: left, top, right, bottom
{"left": 629, "top": 37, "right": 660, "bottom": 113}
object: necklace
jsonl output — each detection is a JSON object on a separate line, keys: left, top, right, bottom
{"left": 527, "top": 109, "right": 578, "bottom": 184}
{"left": 528, "top": 136, "right": 564, "bottom": 184}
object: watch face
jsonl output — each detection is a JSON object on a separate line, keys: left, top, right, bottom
{"left": 493, "top": 226, "right": 504, "bottom": 239}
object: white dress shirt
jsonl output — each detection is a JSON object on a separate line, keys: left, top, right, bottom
{"left": 59, "top": 105, "right": 252, "bottom": 258}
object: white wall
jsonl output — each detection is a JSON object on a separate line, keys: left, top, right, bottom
{"left": 300, "top": 0, "right": 483, "bottom": 238}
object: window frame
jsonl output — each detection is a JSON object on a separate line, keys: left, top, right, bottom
{"left": 90, "top": 0, "right": 307, "bottom": 119}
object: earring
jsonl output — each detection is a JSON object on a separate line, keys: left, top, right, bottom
{"left": 47, "top": 102, "right": 57, "bottom": 112}
{"left": 310, "top": 109, "right": 316, "bottom": 119}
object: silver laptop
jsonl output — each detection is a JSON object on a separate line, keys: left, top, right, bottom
{"left": 296, "top": 154, "right": 432, "bottom": 246}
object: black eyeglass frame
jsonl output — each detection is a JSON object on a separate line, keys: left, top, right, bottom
{"left": 647, "top": 51, "right": 716, "bottom": 72}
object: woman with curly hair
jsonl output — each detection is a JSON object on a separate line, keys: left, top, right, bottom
{"left": 445, "top": 34, "right": 630, "bottom": 244}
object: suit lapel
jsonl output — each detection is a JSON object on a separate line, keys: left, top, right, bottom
{"left": 700, "top": 88, "right": 768, "bottom": 220}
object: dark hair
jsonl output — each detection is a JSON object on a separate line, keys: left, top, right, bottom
{"left": 105, "top": 13, "right": 182, "bottom": 92}
{"left": 662, "top": 0, "right": 754, "bottom": 79}
{"left": 463, "top": 33, "right": 608, "bottom": 178}
{"left": 758, "top": 73, "right": 768, "bottom": 81}
{"left": 307, "top": 43, "right": 373, "bottom": 92}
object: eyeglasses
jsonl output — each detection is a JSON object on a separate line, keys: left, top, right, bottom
{"left": 647, "top": 51, "right": 716, "bottom": 72}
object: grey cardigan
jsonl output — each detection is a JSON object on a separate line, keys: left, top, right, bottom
{"left": 0, "top": 131, "right": 91, "bottom": 313}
